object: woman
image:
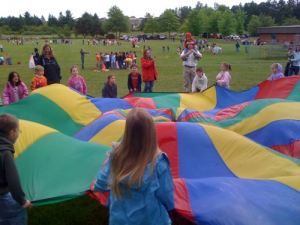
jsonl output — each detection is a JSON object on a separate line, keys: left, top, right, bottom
{"left": 37, "top": 44, "right": 61, "bottom": 84}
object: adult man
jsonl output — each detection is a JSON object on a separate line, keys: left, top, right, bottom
{"left": 180, "top": 43, "right": 202, "bottom": 92}
{"left": 288, "top": 46, "right": 300, "bottom": 76}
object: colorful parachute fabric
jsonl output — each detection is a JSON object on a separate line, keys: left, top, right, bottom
{"left": 1, "top": 77, "right": 300, "bottom": 224}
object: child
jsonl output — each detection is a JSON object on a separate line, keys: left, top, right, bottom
{"left": 102, "top": 75, "right": 117, "bottom": 98}
{"left": 192, "top": 67, "right": 208, "bottom": 92}
{"left": 183, "top": 32, "right": 196, "bottom": 48}
{"left": 94, "top": 108, "right": 174, "bottom": 225}
{"left": 127, "top": 64, "right": 142, "bottom": 93}
{"left": 267, "top": 63, "right": 284, "bottom": 81}
{"left": 68, "top": 65, "right": 87, "bottom": 95}
{"left": 141, "top": 49, "right": 158, "bottom": 92}
{"left": 96, "top": 53, "right": 102, "bottom": 71}
{"left": 31, "top": 65, "right": 47, "bottom": 91}
{"left": 2, "top": 71, "right": 29, "bottom": 105}
{"left": 0, "top": 114, "right": 32, "bottom": 224}
{"left": 216, "top": 63, "right": 232, "bottom": 89}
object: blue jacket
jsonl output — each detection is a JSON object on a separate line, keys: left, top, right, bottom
{"left": 95, "top": 153, "right": 174, "bottom": 225}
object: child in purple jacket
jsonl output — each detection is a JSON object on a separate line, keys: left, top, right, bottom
{"left": 216, "top": 63, "right": 232, "bottom": 89}
{"left": 68, "top": 65, "right": 87, "bottom": 95}
{"left": 267, "top": 63, "right": 284, "bottom": 81}
{"left": 2, "top": 72, "right": 29, "bottom": 105}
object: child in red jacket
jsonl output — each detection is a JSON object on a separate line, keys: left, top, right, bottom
{"left": 140, "top": 50, "right": 158, "bottom": 92}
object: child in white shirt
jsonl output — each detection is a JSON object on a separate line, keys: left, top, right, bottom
{"left": 192, "top": 67, "right": 208, "bottom": 92}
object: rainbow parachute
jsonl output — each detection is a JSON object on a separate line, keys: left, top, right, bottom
{"left": 2, "top": 76, "right": 300, "bottom": 225}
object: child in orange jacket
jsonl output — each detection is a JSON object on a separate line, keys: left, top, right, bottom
{"left": 31, "top": 65, "right": 47, "bottom": 91}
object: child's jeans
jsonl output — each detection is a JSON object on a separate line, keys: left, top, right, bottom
{"left": 144, "top": 81, "right": 154, "bottom": 92}
{"left": 0, "top": 192, "right": 27, "bottom": 225}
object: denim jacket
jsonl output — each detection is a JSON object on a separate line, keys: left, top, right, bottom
{"left": 95, "top": 153, "right": 174, "bottom": 225}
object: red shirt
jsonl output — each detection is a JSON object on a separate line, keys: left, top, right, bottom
{"left": 130, "top": 73, "right": 139, "bottom": 89}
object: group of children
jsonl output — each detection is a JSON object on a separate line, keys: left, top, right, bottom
{"left": 101, "top": 48, "right": 158, "bottom": 97}
{"left": 3, "top": 61, "right": 285, "bottom": 105}
{"left": 2, "top": 58, "right": 156, "bottom": 105}
{"left": 191, "top": 61, "right": 286, "bottom": 93}
{"left": 189, "top": 63, "right": 232, "bottom": 93}
{"left": 101, "top": 63, "right": 148, "bottom": 98}
{"left": 2, "top": 65, "right": 87, "bottom": 105}
{"left": 95, "top": 51, "right": 137, "bottom": 71}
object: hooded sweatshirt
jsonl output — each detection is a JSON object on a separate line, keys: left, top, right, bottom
{"left": 0, "top": 136, "right": 26, "bottom": 205}
{"left": 267, "top": 63, "right": 284, "bottom": 81}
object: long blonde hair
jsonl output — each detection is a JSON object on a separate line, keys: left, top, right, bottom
{"left": 110, "top": 108, "right": 158, "bottom": 197}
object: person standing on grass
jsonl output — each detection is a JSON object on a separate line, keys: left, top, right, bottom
{"left": 104, "top": 53, "right": 111, "bottom": 69}
{"left": 2, "top": 72, "right": 29, "bottom": 105}
{"left": 102, "top": 75, "right": 117, "bottom": 98}
{"left": 288, "top": 46, "right": 300, "bottom": 76}
{"left": 37, "top": 44, "right": 61, "bottom": 84}
{"left": 68, "top": 65, "right": 87, "bottom": 95}
{"left": 128, "top": 64, "right": 142, "bottom": 93}
{"left": 0, "top": 114, "right": 32, "bottom": 225}
{"left": 180, "top": 42, "right": 202, "bottom": 92}
{"left": 32, "top": 48, "right": 40, "bottom": 66}
{"left": 94, "top": 108, "right": 174, "bottom": 225}
{"left": 216, "top": 63, "right": 232, "bottom": 89}
{"left": 31, "top": 65, "right": 47, "bottom": 91}
{"left": 235, "top": 41, "right": 240, "bottom": 53}
{"left": 80, "top": 48, "right": 89, "bottom": 70}
{"left": 141, "top": 49, "right": 158, "bottom": 93}
{"left": 192, "top": 67, "right": 208, "bottom": 92}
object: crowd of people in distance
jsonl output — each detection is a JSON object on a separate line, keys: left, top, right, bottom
{"left": 2, "top": 32, "right": 299, "bottom": 107}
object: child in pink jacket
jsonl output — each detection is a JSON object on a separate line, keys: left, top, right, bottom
{"left": 2, "top": 71, "right": 29, "bottom": 105}
{"left": 216, "top": 63, "right": 232, "bottom": 89}
{"left": 68, "top": 65, "right": 87, "bottom": 95}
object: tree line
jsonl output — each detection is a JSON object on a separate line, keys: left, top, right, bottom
{"left": 0, "top": 0, "right": 300, "bottom": 37}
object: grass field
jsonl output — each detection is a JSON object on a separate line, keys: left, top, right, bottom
{"left": 0, "top": 39, "right": 287, "bottom": 97}
{"left": 0, "top": 39, "right": 287, "bottom": 225}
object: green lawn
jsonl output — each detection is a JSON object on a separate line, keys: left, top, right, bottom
{"left": 0, "top": 39, "right": 287, "bottom": 97}
{"left": 0, "top": 39, "right": 287, "bottom": 225}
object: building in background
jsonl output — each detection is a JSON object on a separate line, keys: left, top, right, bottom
{"left": 257, "top": 25, "right": 300, "bottom": 45}
{"left": 129, "top": 17, "right": 143, "bottom": 31}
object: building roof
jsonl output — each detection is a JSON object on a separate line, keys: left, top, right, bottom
{"left": 257, "top": 25, "right": 300, "bottom": 34}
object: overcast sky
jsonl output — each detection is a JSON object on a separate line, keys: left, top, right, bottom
{"left": 1, "top": 0, "right": 266, "bottom": 18}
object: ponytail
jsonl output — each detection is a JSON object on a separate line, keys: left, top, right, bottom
{"left": 228, "top": 64, "right": 232, "bottom": 71}
{"left": 222, "top": 63, "right": 232, "bottom": 71}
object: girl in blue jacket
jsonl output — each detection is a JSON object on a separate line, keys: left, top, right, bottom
{"left": 95, "top": 108, "right": 174, "bottom": 225}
